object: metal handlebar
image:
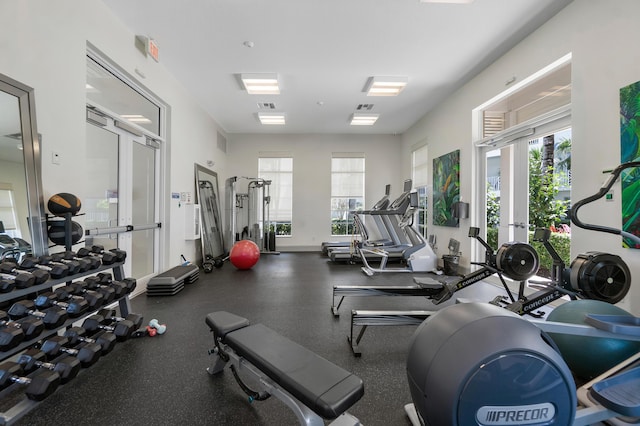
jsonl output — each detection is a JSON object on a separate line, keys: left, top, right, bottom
{"left": 569, "top": 161, "right": 640, "bottom": 245}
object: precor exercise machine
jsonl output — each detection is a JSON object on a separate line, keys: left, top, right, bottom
{"left": 328, "top": 180, "right": 414, "bottom": 263}
{"left": 359, "top": 190, "right": 438, "bottom": 276}
{"left": 321, "top": 184, "right": 392, "bottom": 255}
{"left": 404, "top": 161, "right": 640, "bottom": 426}
{"left": 405, "top": 302, "right": 640, "bottom": 426}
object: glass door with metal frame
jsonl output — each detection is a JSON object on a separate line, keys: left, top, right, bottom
{"left": 84, "top": 113, "right": 159, "bottom": 280}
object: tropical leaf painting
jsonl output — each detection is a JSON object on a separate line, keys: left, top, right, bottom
{"left": 620, "top": 81, "right": 640, "bottom": 248}
{"left": 433, "top": 150, "right": 460, "bottom": 227}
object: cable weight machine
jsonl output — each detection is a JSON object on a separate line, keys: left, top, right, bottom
{"left": 225, "top": 177, "right": 280, "bottom": 255}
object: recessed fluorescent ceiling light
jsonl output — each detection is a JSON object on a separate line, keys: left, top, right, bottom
{"left": 420, "top": 0, "right": 474, "bottom": 3}
{"left": 121, "top": 114, "right": 152, "bottom": 123}
{"left": 350, "top": 113, "right": 379, "bottom": 126}
{"left": 241, "top": 73, "right": 280, "bottom": 95}
{"left": 258, "top": 112, "right": 286, "bottom": 125}
{"left": 364, "top": 76, "right": 408, "bottom": 96}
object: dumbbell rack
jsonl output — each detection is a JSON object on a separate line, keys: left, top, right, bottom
{"left": 0, "top": 260, "right": 130, "bottom": 425}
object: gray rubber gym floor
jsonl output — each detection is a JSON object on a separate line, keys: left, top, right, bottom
{"left": 13, "top": 252, "right": 505, "bottom": 426}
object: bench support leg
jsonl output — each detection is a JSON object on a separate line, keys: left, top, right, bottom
{"left": 208, "top": 341, "right": 361, "bottom": 426}
{"left": 206, "top": 347, "right": 228, "bottom": 376}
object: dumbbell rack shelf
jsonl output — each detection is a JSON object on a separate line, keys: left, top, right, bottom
{"left": 0, "top": 260, "right": 131, "bottom": 425}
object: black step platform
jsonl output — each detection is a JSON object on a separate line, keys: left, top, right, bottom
{"left": 146, "top": 264, "right": 200, "bottom": 296}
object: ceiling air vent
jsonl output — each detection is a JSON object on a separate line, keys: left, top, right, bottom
{"left": 356, "top": 104, "right": 374, "bottom": 111}
{"left": 257, "top": 102, "right": 276, "bottom": 110}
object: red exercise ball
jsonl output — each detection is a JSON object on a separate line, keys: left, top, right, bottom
{"left": 229, "top": 240, "right": 260, "bottom": 270}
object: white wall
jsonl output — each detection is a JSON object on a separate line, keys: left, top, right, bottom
{"left": 228, "top": 133, "right": 402, "bottom": 250}
{"left": 3, "top": 0, "right": 640, "bottom": 314}
{"left": 0, "top": 0, "right": 227, "bottom": 271}
{"left": 401, "top": 0, "right": 640, "bottom": 315}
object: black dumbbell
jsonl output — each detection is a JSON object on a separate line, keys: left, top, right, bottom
{"left": 39, "top": 335, "right": 101, "bottom": 368}
{"left": 39, "top": 255, "right": 80, "bottom": 276}
{"left": 76, "top": 279, "right": 115, "bottom": 304}
{"left": 8, "top": 300, "right": 68, "bottom": 329}
{"left": 92, "top": 245, "right": 126, "bottom": 263}
{"left": 94, "top": 273, "right": 137, "bottom": 295}
{"left": 0, "top": 310, "right": 44, "bottom": 349}
{"left": 0, "top": 261, "right": 49, "bottom": 285}
{"left": 0, "top": 319, "right": 23, "bottom": 350}
{"left": 63, "top": 326, "right": 117, "bottom": 355}
{"left": 0, "top": 361, "right": 60, "bottom": 400}
{"left": 98, "top": 308, "right": 144, "bottom": 330}
{"left": 85, "top": 276, "right": 126, "bottom": 299}
{"left": 0, "top": 277, "right": 15, "bottom": 293}
{"left": 83, "top": 315, "right": 134, "bottom": 342}
{"left": 121, "top": 277, "right": 136, "bottom": 293}
{"left": 85, "top": 275, "right": 123, "bottom": 299}
{"left": 17, "top": 348, "right": 81, "bottom": 384}
{"left": 53, "top": 285, "right": 104, "bottom": 310}
{"left": 0, "top": 271, "right": 32, "bottom": 289}
{"left": 94, "top": 272, "right": 112, "bottom": 284}
{"left": 34, "top": 292, "right": 88, "bottom": 318}
{"left": 56, "top": 250, "right": 101, "bottom": 270}
{"left": 76, "top": 247, "right": 115, "bottom": 265}
{"left": 19, "top": 256, "right": 68, "bottom": 279}
{"left": 50, "top": 252, "right": 91, "bottom": 273}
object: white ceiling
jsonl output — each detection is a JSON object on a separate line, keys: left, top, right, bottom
{"left": 100, "top": 0, "right": 573, "bottom": 135}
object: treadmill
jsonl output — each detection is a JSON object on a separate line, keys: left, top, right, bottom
{"left": 321, "top": 184, "right": 392, "bottom": 255}
{"left": 329, "top": 180, "right": 413, "bottom": 263}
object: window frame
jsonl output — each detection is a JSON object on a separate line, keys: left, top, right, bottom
{"left": 330, "top": 154, "right": 365, "bottom": 237}
{"left": 412, "top": 144, "right": 429, "bottom": 238}
{"left": 258, "top": 156, "right": 293, "bottom": 237}
{"left": 472, "top": 55, "right": 572, "bottom": 287}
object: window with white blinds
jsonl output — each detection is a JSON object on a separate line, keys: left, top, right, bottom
{"left": 331, "top": 154, "right": 365, "bottom": 236}
{"left": 477, "top": 56, "right": 571, "bottom": 144}
{"left": 258, "top": 157, "right": 293, "bottom": 236}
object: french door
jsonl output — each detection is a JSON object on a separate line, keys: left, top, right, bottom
{"left": 485, "top": 142, "right": 530, "bottom": 247}
{"left": 479, "top": 120, "right": 571, "bottom": 247}
{"left": 84, "top": 111, "right": 160, "bottom": 280}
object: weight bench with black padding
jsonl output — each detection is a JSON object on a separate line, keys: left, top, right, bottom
{"left": 206, "top": 311, "right": 364, "bottom": 426}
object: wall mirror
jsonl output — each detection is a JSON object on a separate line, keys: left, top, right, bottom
{"left": 194, "top": 163, "right": 225, "bottom": 271}
{"left": 0, "top": 73, "right": 47, "bottom": 260}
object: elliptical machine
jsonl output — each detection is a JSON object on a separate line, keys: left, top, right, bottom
{"left": 405, "top": 161, "right": 640, "bottom": 426}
